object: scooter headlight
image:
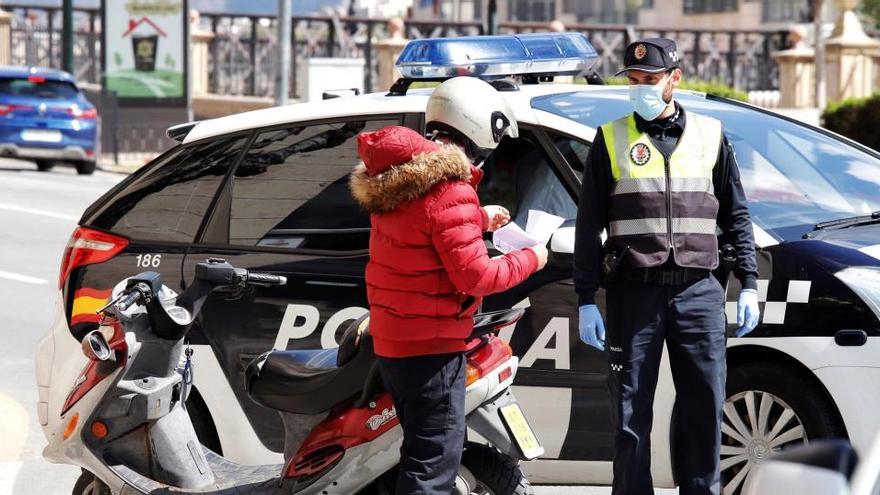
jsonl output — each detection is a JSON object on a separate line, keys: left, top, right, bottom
{"left": 834, "top": 266, "right": 880, "bottom": 319}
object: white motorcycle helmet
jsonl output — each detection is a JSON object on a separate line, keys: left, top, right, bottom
{"left": 425, "top": 77, "right": 519, "bottom": 163}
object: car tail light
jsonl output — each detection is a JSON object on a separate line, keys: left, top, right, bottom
{"left": 0, "top": 104, "right": 33, "bottom": 116}
{"left": 465, "top": 337, "right": 514, "bottom": 386}
{"left": 27, "top": 75, "right": 46, "bottom": 83}
{"left": 68, "top": 106, "right": 97, "bottom": 120}
{"left": 59, "top": 227, "right": 128, "bottom": 289}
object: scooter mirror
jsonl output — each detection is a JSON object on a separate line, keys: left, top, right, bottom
{"left": 81, "top": 330, "right": 112, "bottom": 361}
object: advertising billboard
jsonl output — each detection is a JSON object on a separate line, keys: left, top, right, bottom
{"left": 102, "top": 0, "right": 189, "bottom": 104}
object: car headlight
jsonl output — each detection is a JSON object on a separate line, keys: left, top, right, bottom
{"left": 834, "top": 267, "right": 880, "bottom": 319}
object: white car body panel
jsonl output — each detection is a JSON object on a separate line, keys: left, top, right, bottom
{"left": 38, "top": 83, "right": 880, "bottom": 489}
{"left": 729, "top": 337, "right": 880, "bottom": 452}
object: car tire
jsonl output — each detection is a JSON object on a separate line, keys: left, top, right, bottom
{"left": 460, "top": 443, "right": 533, "bottom": 495}
{"left": 36, "top": 160, "right": 54, "bottom": 172}
{"left": 75, "top": 161, "right": 96, "bottom": 175}
{"left": 72, "top": 470, "right": 110, "bottom": 495}
{"left": 719, "top": 361, "right": 847, "bottom": 495}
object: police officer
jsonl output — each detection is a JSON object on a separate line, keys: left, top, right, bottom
{"left": 573, "top": 38, "right": 761, "bottom": 495}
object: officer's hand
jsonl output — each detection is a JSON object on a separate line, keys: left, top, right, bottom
{"left": 578, "top": 304, "right": 605, "bottom": 351}
{"left": 482, "top": 205, "right": 510, "bottom": 232}
{"left": 736, "top": 289, "right": 760, "bottom": 337}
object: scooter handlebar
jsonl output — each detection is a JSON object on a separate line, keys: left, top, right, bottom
{"left": 117, "top": 289, "right": 143, "bottom": 311}
{"left": 245, "top": 272, "right": 287, "bottom": 287}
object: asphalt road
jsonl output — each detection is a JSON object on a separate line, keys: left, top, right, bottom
{"left": 0, "top": 158, "right": 678, "bottom": 495}
{"left": 0, "top": 159, "right": 123, "bottom": 494}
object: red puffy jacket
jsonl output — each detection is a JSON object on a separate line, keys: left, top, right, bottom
{"left": 350, "top": 126, "right": 539, "bottom": 358}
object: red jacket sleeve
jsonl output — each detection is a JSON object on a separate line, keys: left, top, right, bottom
{"left": 429, "top": 182, "right": 539, "bottom": 297}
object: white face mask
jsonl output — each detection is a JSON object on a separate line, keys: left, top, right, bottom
{"left": 629, "top": 73, "right": 672, "bottom": 121}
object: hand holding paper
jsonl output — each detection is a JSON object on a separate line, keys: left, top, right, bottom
{"left": 492, "top": 210, "right": 565, "bottom": 254}
{"left": 482, "top": 205, "right": 511, "bottom": 232}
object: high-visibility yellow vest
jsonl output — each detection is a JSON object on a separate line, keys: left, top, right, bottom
{"left": 601, "top": 112, "right": 723, "bottom": 269}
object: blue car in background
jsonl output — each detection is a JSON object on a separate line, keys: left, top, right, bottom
{"left": 0, "top": 67, "right": 98, "bottom": 174}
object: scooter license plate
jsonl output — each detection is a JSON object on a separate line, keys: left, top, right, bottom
{"left": 499, "top": 403, "right": 543, "bottom": 460}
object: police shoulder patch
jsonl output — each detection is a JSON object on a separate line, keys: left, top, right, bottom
{"left": 630, "top": 142, "right": 651, "bottom": 166}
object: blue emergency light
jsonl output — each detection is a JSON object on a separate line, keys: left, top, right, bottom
{"left": 395, "top": 32, "right": 598, "bottom": 80}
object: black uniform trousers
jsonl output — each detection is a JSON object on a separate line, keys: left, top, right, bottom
{"left": 378, "top": 352, "right": 466, "bottom": 495}
{"left": 606, "top": 274, "right": 727, "bottom": 495}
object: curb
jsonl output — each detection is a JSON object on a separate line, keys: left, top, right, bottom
{"left": 97, "top": 154, "right": 156, "bottom": 175}
{"left": 97, "top": 163, "right": 143, "bottom": 175}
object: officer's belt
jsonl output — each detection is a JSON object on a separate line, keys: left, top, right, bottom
{"left": 624, "top": 267, "right": 710, "bottom": 285}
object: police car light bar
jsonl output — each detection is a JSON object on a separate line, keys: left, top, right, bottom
{"left": 395, "top": 32, "right": 598, "bottom": 80}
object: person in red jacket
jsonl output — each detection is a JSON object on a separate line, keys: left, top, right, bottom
{"left": 350, "top": 77, "right": 547, "bottom": 494}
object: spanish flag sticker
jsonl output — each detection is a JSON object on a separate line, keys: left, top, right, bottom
{"left": 70, "top": 288, "right": 112, "bottom": 326}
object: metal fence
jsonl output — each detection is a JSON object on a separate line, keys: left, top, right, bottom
{"left": 199, "top": 15, "right": 787, "bottom": 97}
{"left": 0, "top": 3, "right": 791, "bottom": 158}
{"left": 4, "top": 4, "right": 101, "bottom": 84}
{"left": 2, "top": 4, "right": 789, "bottom": 96}
{"left": 501, "top": 21, "right": 789, "bottom": 91}
{"left": 199, "top": 13, "right": 484, "bottom": 98}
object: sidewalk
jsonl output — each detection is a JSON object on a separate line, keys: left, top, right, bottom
{"left": 97, "top": 153, "right": 155, "bottom": 175}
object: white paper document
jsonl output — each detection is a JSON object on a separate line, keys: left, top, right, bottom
{"left": 492, "top": 210, "right": 565, "bottom": 254}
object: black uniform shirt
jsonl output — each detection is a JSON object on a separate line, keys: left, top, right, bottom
{"left": 573, "top": 102, "right": 759, "bottom": 305}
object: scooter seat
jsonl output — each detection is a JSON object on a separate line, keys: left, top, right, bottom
{"left": 245, "top": 331, "right": 375, "bottom": 415}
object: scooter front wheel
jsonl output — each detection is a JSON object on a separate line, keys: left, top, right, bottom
{"left": 72, "top": 470, "right": 110, "bottom": 495}
{"left": 457, "top": 443, "right": 533, "bottom": 495}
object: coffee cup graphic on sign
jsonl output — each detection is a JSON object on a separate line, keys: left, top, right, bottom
{"left": 132, "top": 34, "right": 158, "bottom": 72}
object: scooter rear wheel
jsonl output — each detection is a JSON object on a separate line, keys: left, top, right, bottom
{"left": 459, "top": 443, "right": 533, "bottom": 495}
{"left": 72, "top": 470, "right": 110, "bottom": 495}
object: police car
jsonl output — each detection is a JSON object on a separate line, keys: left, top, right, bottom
{"left": 37, "top": 33, "right": 880, "bottom": 494}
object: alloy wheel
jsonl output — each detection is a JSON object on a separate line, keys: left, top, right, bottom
{"left": 720, "top": 390, "right": 807, "bottom": 495}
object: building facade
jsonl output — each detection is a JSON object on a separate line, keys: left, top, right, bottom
{"left": 412, "top": 0, "right": 816, "bottom": 28}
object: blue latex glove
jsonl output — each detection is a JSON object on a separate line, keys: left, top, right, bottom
{"left": 736, "top": 289, "right": 760, "bottom": 337}
{"left": 579, "top": 304, "right": 606, "bottom": 351}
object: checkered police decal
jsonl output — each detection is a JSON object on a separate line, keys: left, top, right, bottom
{"left": 726, "top": 280, "right": 811, "bottom": 325}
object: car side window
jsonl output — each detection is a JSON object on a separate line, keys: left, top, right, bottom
{"left": 478, "top": 130, "right": 578, "bottom": 228}
{"left": 227, "top": 118, "right": 399, "bottom": 251}
{"left": 547, "top": 130, "right": 590, "bottom": 181}
{"left": 89, "top": 136, "right": 247, "bottom": 243}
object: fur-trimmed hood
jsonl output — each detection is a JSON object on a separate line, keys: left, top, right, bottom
{"left": 350, "top": 145, "right": 473, "bottom": 213}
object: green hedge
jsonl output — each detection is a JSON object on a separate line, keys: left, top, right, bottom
{"left": 603, "top": 76, "right": 748, "bottom": 102}
{"left": 677, "top": 80, "right": 749, "bottom": 102}
{"left": 822, "top": 93, "right": 880, "bottom": 151}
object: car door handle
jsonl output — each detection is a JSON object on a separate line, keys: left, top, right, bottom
{"left": 305, "top": 280, "right": 359, "bottom": 288}
{"left": 835, "top": 329, "right": 867, "bottom": 346}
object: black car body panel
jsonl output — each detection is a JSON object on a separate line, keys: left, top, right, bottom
{"left": 59, "top": 89, "right": 880, "bottom": 465}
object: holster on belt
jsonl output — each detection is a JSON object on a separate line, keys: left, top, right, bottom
{"left": 712, "top": 243, "right": 738, "bottom": 286}
{"left": 600, "top": 244, "right": 628, "bottom": 287}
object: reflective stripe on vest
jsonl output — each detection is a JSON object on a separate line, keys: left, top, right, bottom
{"left": 601, "top": 112, "right": 723, "bottom": 269}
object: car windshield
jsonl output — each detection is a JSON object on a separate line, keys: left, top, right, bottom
{"left": 0, "top": 77, "right": 79, "bottom": 99}
{"left": 532, "top": 88, "right": 880, "bottom": 240}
